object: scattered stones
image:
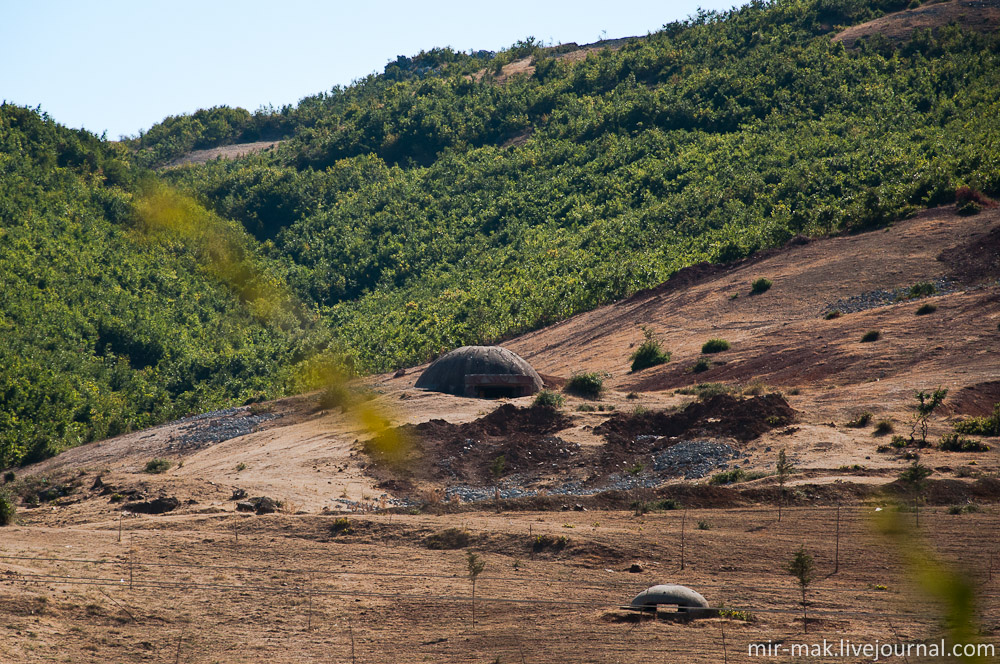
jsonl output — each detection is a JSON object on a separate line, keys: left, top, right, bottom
{"left": 824, "top": 277, "right": 958, "bottom": 315}
{"left": 650, "top": 440, "right": 742, "bottom": 480}
{"left": 165, "top": 406, "right": 280, "bottom": 453}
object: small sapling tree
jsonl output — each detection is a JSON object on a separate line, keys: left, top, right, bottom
{"left": 911, "top": 388, "right": 947, "bottom": 447}
{"left": 467, "top": 551, "right": 486, "bottom": 629}
{"left": 785, "top": 546, "right": 815, "bottom": 631}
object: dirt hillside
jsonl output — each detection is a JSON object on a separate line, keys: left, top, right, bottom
{"left": 3, "top": 203, "right": 999, "bottom": 662}
{"left": 834, "top": 0, "right": 1000, "bottom": 47}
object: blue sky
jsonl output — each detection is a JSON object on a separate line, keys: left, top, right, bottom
{"left": 2, "top": 1, "right": 743, "bottom": 139}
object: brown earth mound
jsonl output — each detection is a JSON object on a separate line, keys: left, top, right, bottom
{"left": 594, "top": 394, "right": 796, "bottom": 450}
{"left": 945, "top": 381, "right": 1000, "bottom": 416}
{"left": 833, "top": 0, "right": 1000, "bottom": 48}
{"left": 368, "top": 404, "right": 576, "bottom": 485}
{"left": 938, "top": 223, "right": 1000, "bottom": 285}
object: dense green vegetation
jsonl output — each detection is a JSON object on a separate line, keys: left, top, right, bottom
{"left": 3, "top": 0, "right": 1000, "bottom": 467}
{"left": 161, "top": 0, "right": 999, "bottom": 372}
{"left": 0, "top": 105, "right": 328, "bottom": 467}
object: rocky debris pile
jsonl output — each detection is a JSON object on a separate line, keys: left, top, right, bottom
{"left": 825, "top": 277, "right": 958, "bottom": 315}
{"left": 126, "top": 496, "right": 179, "bottom": 514}
{"left": 166, "top": 406, "right": 279, "bottom": 452}
{"left": 369, "top": 405, "right": 577, "bottom": 484}
{"left": 236, "top": 496, "right": 280, "bottom": 514}
{"left": 650, "top": 440, "right": 742, "bottom": 479}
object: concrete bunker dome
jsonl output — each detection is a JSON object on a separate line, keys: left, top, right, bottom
{"left": 414, "top": 345, "right": 543, "bottom": 399}
{"left": 628, "top": 584, "right": 711, "bottom": 616}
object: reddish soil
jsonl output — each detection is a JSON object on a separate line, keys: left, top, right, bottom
{"left": 4, "top": 205, "right": 1000, "bottom": 662}
{"left": 833, "top": 0, "right": 1000, "bottom": 47}
{"left": 160, "top": 140, "right": 285, "bottom": 169}
{"left": 947, "top": 381, "right": 1000, "bottom": 417}
{"left": 939, "top": 223, "right": 1000, "bottom": 285}
{"left": 594, "top": 393, "right": 795, "bottom": 448}
{"left": 368, "top": 404, "right": 577, "bottom": 486}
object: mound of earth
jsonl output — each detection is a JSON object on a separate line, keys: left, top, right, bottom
{"left": 833, "top": 0, "right": 1000, "bottom": 48}
{"left": 594, "top": 394, "right": 795, "bottom": 450}
{"left": 945, "top": 381, "right": 1000, "bottom": 416}
{"left": 367, "top": 404, "right": 576, "bottom": 486}
{"left": 938, "top": 223, "right": 1000, "bottom": 285}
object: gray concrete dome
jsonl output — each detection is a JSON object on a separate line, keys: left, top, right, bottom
{"left": 414, "top": 346, "right": 543, "bottom": 398}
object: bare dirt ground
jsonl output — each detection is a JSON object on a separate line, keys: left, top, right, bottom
{"left": 160, "top": 141, "right": 285, "bottom": 169}
{"left": 469, "top": 37, "right": 636, "bottom": 85}
{"left": 3, "top": 204, "right": 1000, "bottom": 661}
{"left": 1, "top": 506, "right": 998, "bottom": 663}
{"left": 834, "top": 0, "right": 1000, "bottom": 47}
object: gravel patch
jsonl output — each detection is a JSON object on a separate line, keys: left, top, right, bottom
{"left": 163, "top": 406, "right": 280, "bottom": 453}
{"left": 438, "top": 438, "right": 746, "bottom": 504}
{"left": 650, "top": 439, "right": 743, "bottom": 479}
{"left": 824, "top": 277, "right": 959, "bottom": 315}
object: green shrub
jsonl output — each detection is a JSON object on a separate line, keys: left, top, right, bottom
{"left": 709, "top": 468, "right": 746, "bottom": 485}
{"left": 957, "top": 199, "right": 983, "bottom": 216}
{"left": 630, "top": 329, "right": 671, "bottom": 372}
{"left": 938, "top": 433, "right": 990, "bottom": 452}
{"left": 626, "top": 462, "right": 645, "bottom": 476}
{"left": 330, "top": 517, "right": 354, "bottom": 535}
{"left": 701, "top": 338, "right": 730, "bottom": 354}
{"left": 235, "top": 462, "right": 247, "bottom": 472}
{"left": 719, "top": 607, "right": 757, "bottom": 622}
{"left": 489, "top": 454, "right": 506, "bottom": 479}
{"left": 824, "top": 310, "right": 842, "bottom": 320}
{"left": 0, "top": 491, "right": 15, "bottom": 526}
{"left": 953, "top": 404, "right": 1000, "bottom": 436}
{"left": 677, "top": 382, "right": 732, "bottom": 398}
{"left": 915, "top": 302, "right": 937, "bottom": 315}
{"left": 860, "top": 330, "right": 881, "bottom": 343}
{"left": 750, "top": 278, "right": 773, "bottom": 295}
{"left": 2, "top": 471, "right": 14, "bottom": 484}
{"left": 631, "top": 497, "right": 681, "bottom": 514}
{"left": 576, "top": 403, "right": 596, "bottom": 412}
{"left": 697, "top": 520, "right": 712, "bottom": 530}
{"left": 890, "top": 435, "right": 909, "bottom": 448}
{"left": 144, "top": 459, "right": 172, "bottom": 474}
{"left": 948, "top": 504, "right": 981, "bottom": 515}
{"left": 532, "top": 534, "right": 568, "bottom": 552}
{"left": 690, "top": 357, "right": 712, "bottom": 373}
{"left": 652, "top": 498, "right": 680, "bottom": 511}
{"left": 846, "top": 411, "right": 872, "bottom": 428}
{"left": 908, "top": 282, "right": 936, "bottom": 299}
{"left": 564, "top": 372, "right": 604, "bottom": 398}
{"left": 533, "top": 389, "right": 565, "bottom": 409}
{"left": 873, "top": 419, "right": 894, "bottom": 436}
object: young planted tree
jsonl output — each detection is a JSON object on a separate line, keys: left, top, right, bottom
{"left": 466, "top": 551, "right": 486, "bottom": 629}
{"left": 776, "top": 449, "right": 794, "bottom": 522}
{"left": 899, "top": 461, "right": 933, "bottom": 526}
{"left": 911, "top": 388, "right": 948, "bottom": 447}
{"left": 785, "top": 546, "right": 815, "bottom": 632}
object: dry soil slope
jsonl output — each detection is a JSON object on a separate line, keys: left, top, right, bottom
{"left": 833, "top": 0, "right": 1000, "bottom": 47}
{"left": 505, "top": 205, "right": 1000, "bottom": 422}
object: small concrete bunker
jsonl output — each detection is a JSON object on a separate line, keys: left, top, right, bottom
{"left": 627, "top": 584, "right": 711, "bottom": 617}
{"left": 415, "top": 345, "right": 543, "bottom": 399}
